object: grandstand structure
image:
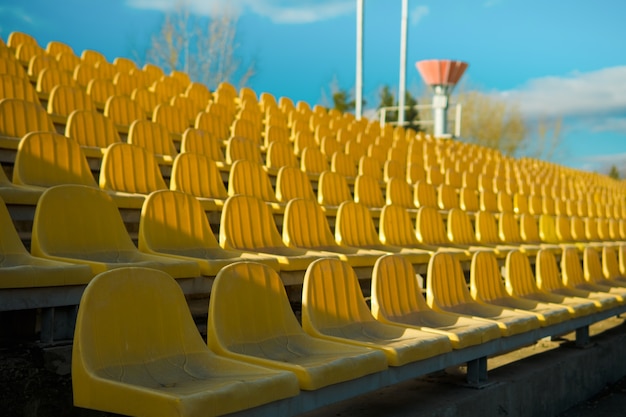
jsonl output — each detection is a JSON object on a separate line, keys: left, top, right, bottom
{"left": 2, "top": 31, "right": 626, "bottom": 416}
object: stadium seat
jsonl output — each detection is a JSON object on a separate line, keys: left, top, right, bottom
{"left": 0, "top": 98, "right": 55, "bottom": 151}
{"left": 330, "top": 151, "right": 358, "bottom": 181}
{"left": 139, "top": 190, "right": 279, "bottom": 275}
{"left": 225, "top": 135, "right": 263, "bottom": 165}
{"left": 370, "top": 254, "right": 501, "bottom": 349}
{"left": 73, "top": 266, "right": 299, "bottom": 416}
{"left": 112, "top": 56, "right": 137, "bottom": 72}
{"left": 0, "top": 56, "right": 28, "bottom": 78}
{"left": 130, "top": 87, "right": 159, "bottom": 116}
{"left": 72, "top": 63, "right": 100, "bottom": 88}
{"left": 437, "top": 184, "right": 459, "bottom": 211}
{"left": 180, "top": 128, "right": 227, "bottom": 168}
{"left": 36, "top": 67, "right": 76, "bottom": 95}
{"left": 219, "top": 195, "right": 325, "bottom": 271}
{"left": 336, "top": 201, "right": 431, "bottom": 265}
{"left": 65, "top": 109, "right": 121, "bottom": 158}
{"left": 46, "top": 84, "right": 96, "bottom": 123}
{"left": 275, "top": 166, "right": 316, "bottom": 203}
{"left": 504, "top": 250, "right": 596, "bottom": 318}
{"left": 170, "top": 152, "right": 227, "bottom": 211}
{"left": 300, "top": 146, "right": 329, "bottom": 176}
{"left": 207, "top": 261, "right": 388, "bottom": 390}
{"left": 7, "top": 31, "right": 38, "bottom": 49}
{"left": 283, "top": 198, "right": 385, "bottom": 267}
{"left": 13, "top": 132, "right": 97, "bottom": 190}
{"left": 104, "top": 95, "right": 147, "bottom": 133}
{"left": 0, "top": 74, "right": 40, "bottom": 103}
{"left": 414, "top": 180, "right": 438, "bottom": 209}
{"left": 470, "top": 251, "right": 571, "bottom": 326}
{"left": 228, "top": 159, "right": 283, "bottom": 212}
{"left": 535, "top": 250, "right": 621, "bottom": 311}
{"left": 0, "top": 195, "right": 93, "bottom": 288}
{"left": 446, "top": 208, "right": 502, "bottom": 256}
{"left": 195, "top": 110, "right": 230, "bottom": 143}
{"left": 426, "top": 252, "right": 541, "bottom": 337}
{"left": 152, "top": 103, "right": 189, "bottom": 137}
{"left": 80, "top": 49, "right": 106, "bottom": 65}
{"left": 354, "top": 174, "right": 385, "bottom": 214}
{"left": 0, "top": 163, "right": 41, "bottom": 205}
{"left": 474, "top": 210, "right": 521, "bottom": 256}
{"left": 302, "top": 258, "right": 452, "bottom": 365}
{"left": 171, "top": 95, "right": 203, "bottom": 125}
{"left": 85, "top": 78, "right": 116, "bottom": 109}
{"left": 31, "top": 185, "right": 199, "bottom": 277}
{"left": 583, "top": 246, "right": 626, "bottom": 291}
{"left": 265, "top": 141, "right": 299, "bottom": 172}
{"left": 99, "top": 142, "right": 167, "bottom": 209}
{"left": 127, "top": 119, "right": 177, "bottom": 165}
{"left": 414, "top": 206, "right": 472, "bottom": 261}
{"left": 184, "top": 82, "right": 212, "bottom": 108}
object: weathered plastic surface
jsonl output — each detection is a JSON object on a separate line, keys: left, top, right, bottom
{"left": 207, "top": 262, "right": 388, "bottom": 390}
{"left": 31, "top": 185, "right": 200, "bottom": 278}
{"left": 73, "top": 267, "right": 299, "bottom": 416}
{"left": 170, "top": 152, "right": 227, "bottom": 212}
{"left": 371, "top": 254, "right": 501, "bottom": 349}
{"left": 561, "top": 247, "right": 626, "bottom": 301}
{"left": 302, "top": 257, "right": 452, "bottom": 365}
{"left": 427, "top": 252, "right": 541, "bottom": 337}
{"left": 139, "top": 190, "right": 280, "bottom": 275}
{"left": 470, "top": 251, "right": 571, "bottom": 326}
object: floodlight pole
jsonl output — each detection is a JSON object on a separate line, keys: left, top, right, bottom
{"left": 398, "top": 0, "right": 408, "bottom": 125}
{"left": 356, "top": 0, "right": 364, "bottom": 120}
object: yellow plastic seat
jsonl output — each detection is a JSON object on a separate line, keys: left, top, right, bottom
{"left": 150, "top": 78, "right": 185, "bottom": 102}
{"left": 130, "top": 87, "right": 160, "bottom": 116}
{"left": 0, "top": 73, "right": 39, "bottom": 103}
{"left": 536, "top": 250, "right": 620, "bottom": 311}
{"left": 185, "top": 82, "right": 212, "bottom": 108}
{"left": 113, "top": 71, "right": 141, "bottom": 97}
{"left": 603, "top": 246, "right": 626, "bottom": 285}
{"left": 358, "top": 156, "right": 382, "bottom": 182}
{"left": 99, "top": 142, "right": 168, "bottom": 209}
{"left": 354, "top": 174, "right": 385, "bottom": 213}
{"left": 140, "top": 190, "right": 279, "bottom": 275}
{"left": 104, "top": 95, "right": 147, "bottom": 133}
{"left": 7, "top": 31, "right": 38, "bottom": 48}
{"left": 504, "top": 250, "right": 597, "bottom": 318}
{"left": 86, "top": 78, "right": 116, "bottom": 109}
{"left": 180, "top": 128, "right": 227, "bottom": 168}
{"left": 15, "top": 43, "right": 44, "bottom": 64}
{"left": 13, "top": 131, "right": 97, "bottom": 190}
{"left": 46, "top": 84, "right": 96, "bottom": 122}
{"left": 0, "top": 163, "right": 41, "bottom": 205}
{"left": 0, "top": 195, "right": 92, "bottom": 288}
{"left": 32, "top": 185, "right": 199, "bottom": 278}
{"left": 331, "top": 151, "right": 358, "bottom": 180}
{"left": 293, "top": 130, "right": 316, "bottom": 156}
{"left": 427, "top": 252, "right": 541, "bottom": 337}
{"left": 127, "top": 119, "right": 178, "bottom": 165}
{"left": 415, "top": 206, "right": 473, "bottom": 261}
{"left": 283, "top": 198, "right": 386, "bottom": 268}
{"left": 371, "top": 254, "right": 501, "bottom": 349}
{"left": 266, "top": 141, "right": 299, "bottom": 172}
{"left": 301, "top": 147, "right": 329, "bottom": 176}
{"left": 0, "top": 98, "right": 55, "bottom": 151}
{"left": 72, "top": 63, "right": 99, "bottom": 89}
{"left": 225, "top": 135, "right": 262, "bottom": 165}
{"left": 207, "top": 261, "right": 388, "bottom": 390}
{"left": 231, "top": 118, "right": 261, "bottom": 144}
{"left": 336, "top": 201, "right": 431, "bottom": 265}
{"left": 474, "top": 210, "right": 521, "bottom": 256}
{"left": 112, "top": 56, "right": 137, "bottom": 72}
{"left": 414, "top": 180, "right": 438, "bottom": 208}
{"left": 498, "top": 212, "right": 542, "bottom": 256}
{"left": 520, "top": 213, "right": 562, "bottom": 253}
{"left": 220, "top": 195, "right": 326, "bottom": 271}
{"left": 65, "top": 109, "right": 121, "bottom": 158}
{"left": 302, "top": 258, "right": 451, "bottom": 365}
{"left": 171, "top": 95, "right": 203, "bottom": 125}
{"left": 383, "top": 159, "right": 405, "bottom": 182}
{"left": 142, "top": 63, "right": 165, "bottom": 84}
{"left": 446, "top": 208, "right": 501, "bottom": 256}
{"left": 471, "top": 251, "right": 571, "bottom": 326}
{"left": 73, "top": 266, "right": 299, "bottom": 416}
{"left": 582, "top": 246, "right": 626, "bottom": 292}
{"left": 170, "top": 153, "right": 227, "bottom": 211}
{"left": 275, "top": 166, "right": 316, "bottom": 203}
{"left": 0, "top": 57, "right": 28, "bottom": 79}
{"left": 152, "top": 103, "right": 189, "bottom": 137}
{"left": 386, "top": 177, "right": 417, "bottom": 211}
{"left": 80, "top": 49, "right": 106, "bottom": 65}
{"left": 36, "top": 67, "right": 76, "bottom": 96}
{"left": 228, "top": 159, "right": 283, "bottom": 213}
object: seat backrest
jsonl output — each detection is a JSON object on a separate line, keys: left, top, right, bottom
{"left": 459, "top": 187, "right": 479, "bottom": 212}
{"left": 104, "top": 95, "right": 147, "bottom": 127}
{"left": 505, "top": 250, "right": 541, "bottom": 297}
{"left": 520, "top": 213, "right": 541, "bottom": 243}
{"left": 231, "top": 118, "right": 260, "bottom": 144}
{"left": 142, "top": 63, "right": 165, "bottom": 84}
{"left": 371, "top": 254, "right": 431, "bottom": 321}
{"left": 228, "top": 159, "right": 277, "bottom": 202}
{"left": 383, "top": 159, "right": 405, "bottom": 182}
{"left": 379, "top": 204, "right": 420, "bottom": 246}
{"left": 570, "top": 216, "right": 587, "bottom": 241}
{"left": 602, "top": 246, "right": 621, "bottom": 281}
{"left": 406, "top": 163, "right": 425, "bottom": 184}
{"left": 358, "top": 156, "right": 382, "bottom": 182}
{"left": 0, "top": 74, "right": 39, "bottom": 103}
{"left": 528, "top": 194, "right": 543, "bottom": 216}
{"left": 583, "top": 246, "right": 605, "bottom": 285}
{"left": 584, "top": 217, "right": 600, "bottom": 241}
{"left": 152, "top": 103, "right": 189, "bottom": 135}
{"left": 470, "top": 251, "right": 508, "bottom": 302}
{"left": 180, "top": 128, "right": 225, "bottom": 162}
{"left": 560, "top": 247, "right": 585, "bottom": 287}
{"left": 303, "top": 258, "right": 375, "bottom": 334}
{"left": 300, "top": 147, "right": 329, "bottom": 175}
{"left": 74, "top": 267, "right": 209, "bottom": 382}
{"left": 538, "top": 214, "right": 559, "bottom": 244}
{"left": 65, "top": 109, "right": 121, "bottom": 149}
{"left": 266, "top": 141, "right": 298, "bottom": 170}
{"left": 36, "top": 67, "right": 76, "bottom": 94}
{"left": 513, "top": 193, "right": 529, "bottom": 215}
{"left": 386, "top": 177, "right": 414, "bottom": 208}
{"left": 283, "top": 198, "right": 337, "bottom": 248}
{"left": 0, "top": 98, "right": 55, "bottom": 138}
{"left": 497, "top": 192, "right": 514, "bottom": 213}
{"left": 479, "top": 190, "right": 498, "bottom": 212}
{"left": 47, "top": 84, "right": 96, "bottom": 118}
{"left": 81, "top": 49, "right": 106, "bottom": 65}
{"left": 113, "top": 56, "right": 137, "bottom": 73}
{"left": 275, "top": 166, "right": 316, "bottom": 203}
{"left": 555, "top": 215, "right": 573, "bottom": 242}
{"left": 208, "top": 262, "right": 305, "bottom": 346}
{"left": 170, "top": 152, "right": 228, "bottom": 199}
{"left": 86, "top": 78, "right": 116, "bottom": 105}
{"left": 474, "top": 210, "right": 501, "bottom": 245}
{"left": 426, "top": 252, "right": 473, "bottom": 309}
{"left": 335, "top": 201, "right": 381, "bottom": 247}
{"left": 542, "top": 196, "right": 556, "bottom": 215}
{"left": 220, "top": 195, "right": 284, "bottom": 251}
{"left": 225, "top": 136, "right": 262, "bottom": 165}
{"left": 150, "top": 77, "right": 184, "bottom": 102}
{"left": 330, "top": 151, "right": 357, "bottom": 178}
{"left": 447, "top": 208, "right": 478, "bottom": 245}
{"left": 185, "top": 82, "right": 212, "bottom": 108}
{"left": 0, "top": 57, "right": 28, "bottom": 78}
{"left": 32, "top": 185, "right": 137, "bottom": 258}
{"left": 413, "top": 180, "right": 438, "bottom": 208}
{"left": 416, "top": 206, "right": 449, "bottom": 245}
{"left": 354, "top": 174, "right": 384, "bottom": 209}
{"left": 320, "top": 136, "right": 342, "bottom": 158}
{"left": 264, "top": 125, "right": 290, "bottom": 148}
{"left": 437, "top": 184, "right": 459, "bottom": 210}
{"left": 7, "top": 31, "right": 38, "bottom": 48}
{"left": 195, "top": 111, "right": 230, "bottom": 142}
{"left": 15, "top": 43, "right": 44, "bottom": 63}
{"left": 127, "top": 120, "right": 177, "bottom": 158}
{"left": 499, "top": 211, "right": 523, "bottom": 244}
{"left": 99, "top": 142, "right": 167, "bottom": 194}
{"left": 139, "top": 190, "right": 221, "bottom": 254}
{"left": 130, "top": 87, "right": 159, "bottom": 115}
{"left": 13, "top": 131, "right": 96, "bottom": 188}
{"left": 317, "top": 170, "right": 352, "bottom": 207}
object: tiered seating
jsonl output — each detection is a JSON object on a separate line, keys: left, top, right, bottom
{"left": 4, "top": 30, "right": 626, "bottom": 417}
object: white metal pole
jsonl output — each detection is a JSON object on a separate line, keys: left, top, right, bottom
{"left": 398, "top": 0, "right": 408, "bottom": 126}
{"left": 455, "top": 103, "right": 462, "bottom": 137}
{"left": 356, "top": 0, "right": 364, "bottom": 120}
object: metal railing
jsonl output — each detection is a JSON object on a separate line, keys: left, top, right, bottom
{"left": 377, "top": 102, "right": 463, "bottom": 137}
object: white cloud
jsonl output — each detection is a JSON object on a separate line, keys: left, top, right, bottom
{"left": 126, "top": 0, "right": 355, "bottom": 24}
{"left": 0, "top": 6, "right": 34, "bottom": 25}
{"left": 410, "top": 5, "right": 429, "bottom": 26}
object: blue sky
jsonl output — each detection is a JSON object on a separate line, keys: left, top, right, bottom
{"left": 1, "top": 0, "right": 626, "bottom": 175}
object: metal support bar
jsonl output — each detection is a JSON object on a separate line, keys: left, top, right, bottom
{"left": 397, "top": 0, "right": 408, "bottom": 125}
{"left": 576, "top": 326, "right": 591, "bottom": 348}
{"left": 355, "top": 0, "right": 363, "bottom": 120}
{"left": 466, "top": 356, "right": 488, "bottom": 386}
